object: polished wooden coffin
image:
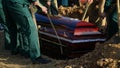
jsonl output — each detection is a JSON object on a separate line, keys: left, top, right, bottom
{"left": 36, "top": 14, "right": 106, "bottom": 56}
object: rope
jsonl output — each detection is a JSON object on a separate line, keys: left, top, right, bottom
{"left": 46, "top": 13, "right": 63, "bottom": 54}
{"left": 41, "top": 38, "right": 66, "bottom": 47}
{"left": 81, "top": 3, "right": 90, "bottom": 21}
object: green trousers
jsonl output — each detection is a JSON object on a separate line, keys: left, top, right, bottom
{"left": 0, "top": 0, "right": 11, "bottom": 49}
{"left": 106, "top": 18, "right": 118, "bottom": 38}
{"left": 3, "top": 0, "right": 40, "bottom": 61}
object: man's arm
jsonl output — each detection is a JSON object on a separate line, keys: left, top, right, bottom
{"left": 79, "top": 0, "right": 93, "bottom": 4}
{"left": 99, "top": 0, "right": 105, "bottom": 14}
{"left": 32, "top": 0, "right": 48, "bottom": 14}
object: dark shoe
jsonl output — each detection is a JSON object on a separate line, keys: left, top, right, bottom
{"left": 24, "top": 54, "right": 30, "bottom": 58}
{"left": 32, "top": 57, "right": 51, "bottom": 64}
{"left": 5, "top": 46, "right": 10, "bottom": 50}
{"left": 11, "top": 50, "right": 19, "bottom": 55}
{"left": 19, "top": 51, "right": 30, "bottom": 58}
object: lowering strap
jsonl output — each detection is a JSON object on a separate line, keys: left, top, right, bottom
{"left": 46, "top": 13, "right": 63, "bottom": 55}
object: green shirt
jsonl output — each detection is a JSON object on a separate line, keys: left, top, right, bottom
{"left": 0, "top": 0, "right": 2, "bottom": 8}
{"left": 104, "top": 0, "right": 118, "bottom": 22}
{"left": 7, "top": 0, "right": 37, "bottom": 5}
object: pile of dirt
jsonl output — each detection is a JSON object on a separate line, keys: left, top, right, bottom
{"left": 55, "top": 36, "right": 120, "bottom": 68}
{"left": 58, "top": 4, "right": 99, "bottom": 24}
{"left": 58, "top": 5, "right": 84, "bottom": 20}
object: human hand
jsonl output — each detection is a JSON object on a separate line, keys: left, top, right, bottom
{"left": 33, "top": 1, "right": 48, "bottom": 14}
{"left": 41, "top": 6, "right": 48, "bottom": 14}
{"left": 79, "top": 0, "right": 93, "bottom": 4}
{"left": 47, "top": 1, "right": 51, "bottom": 6}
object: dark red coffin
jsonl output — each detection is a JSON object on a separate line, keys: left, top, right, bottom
{"left": 36, "top": 14, "right": 106, "bottom": 56}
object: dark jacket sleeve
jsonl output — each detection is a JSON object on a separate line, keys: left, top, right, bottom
{"left": 29, "top": 0, "right": 37, "bottom": 3}
{"left": 104, "top": 0, "right": 112, "bottom": 12}
{"left": 104, "top": 0, "right": 116, "bottom": 12}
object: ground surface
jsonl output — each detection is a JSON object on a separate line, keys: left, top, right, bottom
{"left": 0, "top": 5, "right": 120, "bottom": 68}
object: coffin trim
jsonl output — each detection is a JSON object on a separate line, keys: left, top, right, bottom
{"left": 39, "top": 31, "right": 106, "bottom": 43}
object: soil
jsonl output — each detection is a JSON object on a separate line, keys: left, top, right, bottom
{"left": 0, "top": 5, "right": 120, "bottom": 68}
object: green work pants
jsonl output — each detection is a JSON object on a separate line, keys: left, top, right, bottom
{"left": 0, "top": 0, "right": 11, "bottom": 50}
{"left": 3, "top": 0, "right": 40, "bottom": 61}
{"left": 106, "top": 17, "right": 118, "bottom": 38}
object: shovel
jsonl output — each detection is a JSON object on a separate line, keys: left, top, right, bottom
{"left": 81, "top": 2, "right": 91, "bottom": 21}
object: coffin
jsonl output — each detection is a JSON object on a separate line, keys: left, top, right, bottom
{"left": 36, "top": 14, "right": 106, "bottom": 56}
